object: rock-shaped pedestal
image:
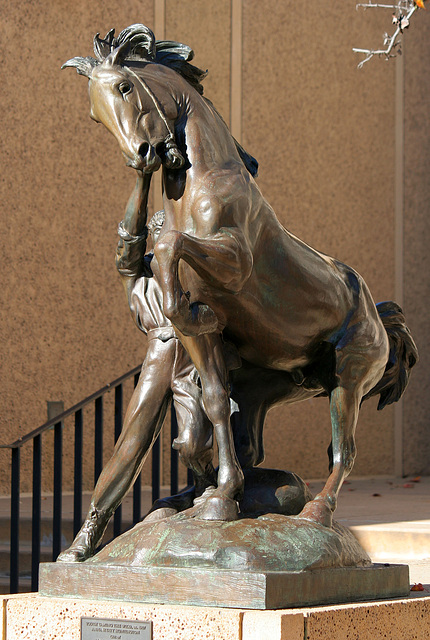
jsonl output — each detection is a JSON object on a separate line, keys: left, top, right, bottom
{"left": 39, "top": 509, "right": 410, "bottom": 608}
{"left": 87, "top": 511, "right": 371, "bottom": 571}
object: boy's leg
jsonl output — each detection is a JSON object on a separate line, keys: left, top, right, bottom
{"left": 171, "top": 341, "right": 216, "bottom": 491}
{"left": 57, "top": 338, "right": 176, "bottom": 561}
{"left": 144, "top": 344, "right": 216, "bottom": 521}
{"left": 172, "top": 398, "right": 215, "bottom": 494}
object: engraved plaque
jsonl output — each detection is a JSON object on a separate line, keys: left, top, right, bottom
{"left": 81, "top": 617, "right": 152, "bottom": 640}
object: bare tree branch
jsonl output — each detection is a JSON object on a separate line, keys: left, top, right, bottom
{"left": 353, "top": 1, "right": 419, "bottom": 68}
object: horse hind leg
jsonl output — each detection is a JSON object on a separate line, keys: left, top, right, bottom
{"left": 299, "top": 385, "right": 360, "bottom": 527}
{"left": 299, "top": 336, "right": 387, "bottom": 527}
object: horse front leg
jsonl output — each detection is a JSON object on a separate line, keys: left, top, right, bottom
{"left": 154, "top": 228, "right": 252, "bottom": 337}
{"left": 178, "top": 330, "right": 244, "bottom": 521}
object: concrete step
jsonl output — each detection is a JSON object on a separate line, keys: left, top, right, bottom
{"left": 0, "top": 515, "right": 136, "bottom": 548}
{"left": 350, "top": 520, "right": 430, "bottom": 561}
{"left": 0, "top": 520, "right": 135, "bottom": 584}
{"left": 0, "top": 544, "right": 53, "bottom": 574}
{"left": 0, "top": 577, "right": 31, "bottom": 595}
{"left": 0, "top": 516, "right": 138, "bottom": 594}
{"left": 347, "top": 521, "right": 430, "bottom": 584}
{"left": 0, "top": 518, "right": 75, "bottom": 547}
{"left": 0, "top": 487, "right": 171, "bottom": 544}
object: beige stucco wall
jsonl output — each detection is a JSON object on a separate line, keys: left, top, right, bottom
{"left": 403, "top": 17, "right": 430, "bottom": 476}
{"left": 0, "top": 1, "right": 428, "bottom": 495}
{"left": 1, "top": 1, "right": 156, "bottom": 492}
{"left": 241, "top": 2, "right": 397, "bottom": 479}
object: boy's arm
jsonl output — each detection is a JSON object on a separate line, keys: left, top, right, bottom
{"left": 115, "top": 171, "right": 152, "bottom": 315}
{"left": 116, "top": 170, "right": 152, "bottom": 277}
{"left": 116, "top": 171, "right": 153, "bottom": 306}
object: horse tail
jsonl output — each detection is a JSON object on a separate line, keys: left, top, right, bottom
{"left": 363, "top": 301, "right": 418, "bottom": 410}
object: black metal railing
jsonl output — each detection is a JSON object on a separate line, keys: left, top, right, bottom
{"left": 0, "top": 365, "right": 192, "bottom": 594}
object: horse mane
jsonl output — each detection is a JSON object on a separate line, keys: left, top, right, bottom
{"left": 108, "top": 25, "right": 259, "bottom": 176}
{"left": 64, "top": 24, "right": 258, "bottom": 177}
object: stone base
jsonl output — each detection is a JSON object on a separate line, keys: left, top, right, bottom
{"left": 2, "top": 591, "right": 430, "bottom": 640}
{"left": 39, "top": 562, "right": 410, "bottom": 609}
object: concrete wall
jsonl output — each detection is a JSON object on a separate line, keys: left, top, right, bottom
{"left": 0, "top": 1, "right": 428, "bottom": 494}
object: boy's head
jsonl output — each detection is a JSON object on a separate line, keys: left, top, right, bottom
{"left": 147, "top": 210, "right": 165, "bottom": 245}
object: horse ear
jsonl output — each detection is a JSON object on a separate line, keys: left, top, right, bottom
{"left": 94, "top": 30, "right": 115, "bottom": 61}
{"left": 106, "top": 40, "right": 131, "bottom": 67}
{"left": 61, "top": 56, "right": 98, "bottom": 78}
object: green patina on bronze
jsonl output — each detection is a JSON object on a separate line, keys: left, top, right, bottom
{"left": 89, "top": 513, "right": 370, "bottom": 573}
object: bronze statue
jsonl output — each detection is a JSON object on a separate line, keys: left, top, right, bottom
{"left": 63, "top": 24, "right": 417, "bottom": 529}
{"left": 58, "top": 168, "right": 311, "bottom": 562}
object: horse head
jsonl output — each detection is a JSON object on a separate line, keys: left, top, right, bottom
{"left": 62, "top": 24, "right": 186, "bottom": 173}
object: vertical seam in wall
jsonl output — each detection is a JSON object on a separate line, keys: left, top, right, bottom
{"left": 230, "top": 0, "right": 242, "bottom": 142}
{"left": 303, "top": 614, "right": 308, "bottom": 640}
{"left": 2, "top": 597, "right": 7, "bottom": 639}
{"left": 239, "top": 611, "right": 244, "bottom": 639}
{"left": 394, "top": 52, "right": 404, "bottom": 477}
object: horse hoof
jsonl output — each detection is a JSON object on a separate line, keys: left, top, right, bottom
{"left": 143, "top": 507, "right": 178, "bottom": 522}
{"left": 297, "top": 498, "right": 333, "bottom": 528}
{"left": 193, "top": 303, "right": 219, "bottom": 334}
{"left": 177, "top": 302, "right": 219, "bottom": 337}
{"left": 194, "top": 495, "right": 239, "bottom": 521}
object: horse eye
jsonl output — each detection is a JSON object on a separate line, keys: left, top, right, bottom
{"left": 118, "top": 82, "right": 132, "bottom": 96}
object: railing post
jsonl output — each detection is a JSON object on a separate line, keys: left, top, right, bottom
{"left": 31, "top": 435, "right": 42, "bottom": 591}
{"left": 2, "top": 364, "right": 144, "bottom": 591}
{"left": 113, "top": 385, "right": 123, "bottom": 538}
{"left": 10, "top": 447, "right": 20, "bottom": 594}
{"left": 94, "top": 396, "right": 103, "bottom": 485}
{"left": 170, "top": 404, "right": 179, "bottom": 496}
{"left": 52, "top": 421, "right": 62, "bottom": 560}
{"left": 73, "top": 409, "right": 83, "bottom": 536}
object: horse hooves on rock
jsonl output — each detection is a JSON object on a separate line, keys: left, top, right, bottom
{"left": 297, "top": 499, "right": 333, "bottom": 528}
{"left": 193, "top": 495, "right": 239, "bottom": 521}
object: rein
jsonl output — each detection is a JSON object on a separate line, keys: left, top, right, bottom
{"left": 124, "top": 65, "right": 176, "bottom": 147}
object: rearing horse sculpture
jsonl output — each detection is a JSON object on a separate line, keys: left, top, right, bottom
{"left": 64, "top": 24, "right": 418, "bottom": 526}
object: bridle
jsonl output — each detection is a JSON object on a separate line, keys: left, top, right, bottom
{"left": 123, "top": 65, "right": 178, "bottom": 152}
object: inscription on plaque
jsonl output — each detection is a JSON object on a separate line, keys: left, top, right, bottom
{"left": 81, "top": 617, "right": 152, "bottom": 640}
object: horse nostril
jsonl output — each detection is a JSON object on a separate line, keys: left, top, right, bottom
{"left": 155, "top": 141, "right": 165, "bottom": 158}
{"left": 138, "top": 142, "right": 149, "bottom": 158}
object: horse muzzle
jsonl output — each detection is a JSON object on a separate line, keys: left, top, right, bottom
{"left": 140, "top": 142, "right": 162, "bottom": 173}
{"left": 124, "top": 142, "right": 162, "bottom": 173}
{"left": 125, "top": 139, "right": 185, "bottom": 172}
